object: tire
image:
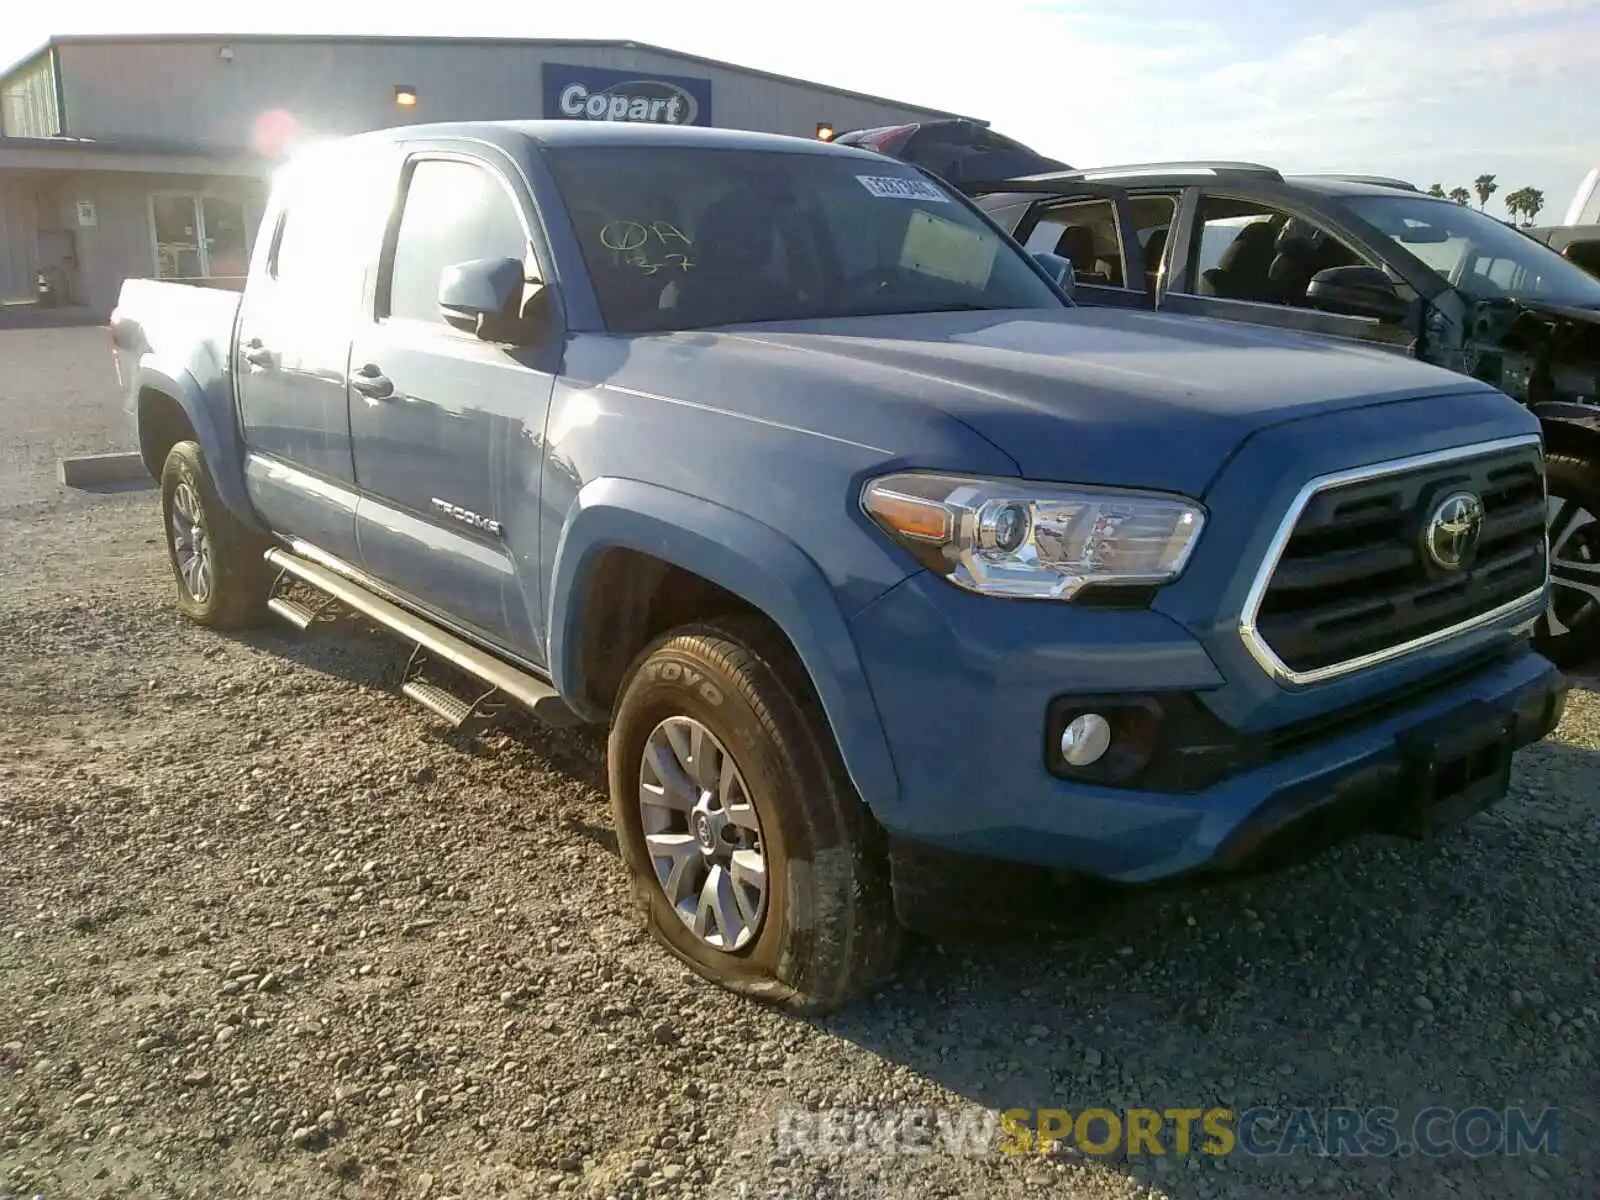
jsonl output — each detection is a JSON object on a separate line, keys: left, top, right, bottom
{"left": 607, "top": 615, "right": 899, "bottom": 1012}
{"left": 1536, "top": 453, "right": 1600, "bottom": 668}
{"left": 160, "top": 440, "right": 273, "bottom": 630}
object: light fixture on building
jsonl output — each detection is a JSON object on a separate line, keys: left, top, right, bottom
{"left": 395, "top": 85, "right": 418, "bottom": 108}
{"left": 815, "top": 122, "right": 835, "bottom": 141}
{"left": 218, "top": 46, "right": 234, "bottom": 63}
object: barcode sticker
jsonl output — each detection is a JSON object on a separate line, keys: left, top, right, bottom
{"left": 856, "top": 175, "right": 950, "bottom": 202}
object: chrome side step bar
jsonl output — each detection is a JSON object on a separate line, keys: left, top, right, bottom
{"left": 263, "top": 547, "right": 581, "bottom": 729}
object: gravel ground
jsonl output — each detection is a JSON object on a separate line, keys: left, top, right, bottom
{"left": 0, "top": 324, "right": 133, "bottom": 510}
{"left": 2, "top": 329, "right": 1597, "bottom": 1199}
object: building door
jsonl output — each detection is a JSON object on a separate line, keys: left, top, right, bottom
{"left": 150, "top": 193, "right": 250, "bottom": 279}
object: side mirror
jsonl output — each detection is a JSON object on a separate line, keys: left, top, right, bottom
{"left": 1305, "top": 265, "right": 1409, "bottom": 323}
{"left": 438, "top": 257, "right": 544, "bottom": 342}
{"left": 1030, "top": 250, "right": 1075, "bottom": 300}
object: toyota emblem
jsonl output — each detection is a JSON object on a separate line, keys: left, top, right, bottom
{"left": 1423, "top": 491, "right": 1485, "bottom": 571}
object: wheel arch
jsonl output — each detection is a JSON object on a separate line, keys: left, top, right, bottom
{"left": 547, "top": 477, "right": 902, "bottom": 815}
{"left": 131, "top": 364, "right": 258, "bottom": 527}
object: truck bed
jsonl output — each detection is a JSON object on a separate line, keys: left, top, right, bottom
{"left": 110, "top": 278, "right": 243, "bottom": 398}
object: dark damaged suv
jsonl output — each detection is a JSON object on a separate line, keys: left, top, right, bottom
{"left": 857, "top": 133, "right": 1600, "bottom": 665}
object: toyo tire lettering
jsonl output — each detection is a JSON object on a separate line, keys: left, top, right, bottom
{"left": 645, "top": 659, "right": 726, "bottom": 705}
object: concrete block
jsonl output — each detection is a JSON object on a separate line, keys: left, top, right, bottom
{"left": 57, "top": 452, "right": 148, "bottom": 488}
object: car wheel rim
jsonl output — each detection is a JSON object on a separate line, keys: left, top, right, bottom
{"left": 638, "top": 715, "right": 768, "bottom": 952}
{"left": 169, "top": 479, "right": 213, "bottom": 605}
{"left": 1544, "top": 492, "right": 1600, "bottom": 641}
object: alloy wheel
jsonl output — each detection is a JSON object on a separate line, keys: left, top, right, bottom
{"left": 1544, "top": 493, "right": 1600, "bottom": 642}
{"left": 637, "top": 715, "right": 768, "bottom": 952}
{"left": 169, "top": 480, "right": 213, "bottom": 605}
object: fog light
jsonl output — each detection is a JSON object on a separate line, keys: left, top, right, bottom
{"left": 1060, "top": 713, "right": 1112, "bottom": 767}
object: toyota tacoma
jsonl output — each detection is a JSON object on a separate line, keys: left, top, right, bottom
{"left": 110, "top": 121, "right": 1568, "bottom": 1011}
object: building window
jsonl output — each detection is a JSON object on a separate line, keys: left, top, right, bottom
{"left": 1, "top": 55, "right": 61, "bottom": 138}
{"left": 150, "top": 193, "right": 251, "bottom": 279}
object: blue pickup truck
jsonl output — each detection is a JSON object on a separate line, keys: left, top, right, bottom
{"left": 111, "top": 121, "right": 1569, "bottom": 1011}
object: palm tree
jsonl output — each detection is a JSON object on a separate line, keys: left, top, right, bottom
{"left": 1522, "top": 187, "right": 1545, "bottom": 225}
{"left": 1504, "top": 188, "right": 1528, "bottom": 224}
{"left": 1427, "top": 183, "right": 1446, "bottom": 198}
{"left": 1448, "top": 186, "right": 1472, "bottom": 206}
{"left": 1502, "top": 187, "right": 1549, "bottom": 227}
{"left": 1473, "top": 173, "right": 1498, "bottom": 212}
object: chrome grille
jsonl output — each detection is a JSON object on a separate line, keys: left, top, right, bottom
{"left": 1241, "top": 437, "right": 1547, "bottom": 684}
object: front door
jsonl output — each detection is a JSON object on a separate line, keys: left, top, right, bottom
{"left": 348, "top": 150, "right": 557, "bottom": 658}
{"left": 1157, "top": 192, "right": 1419, "bottom": 354}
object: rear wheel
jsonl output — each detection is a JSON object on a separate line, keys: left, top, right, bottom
{"left": 160, "top": 441, "right": 273, "bottom": 629}
{"left": 607, "top": 616, "right": 899, "bottom": 1012}
{"left": 1537, "top": 454, "right": 1600, "bottom": 667}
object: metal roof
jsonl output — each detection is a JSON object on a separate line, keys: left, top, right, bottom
{"left": 0, "top": 34, "right": 974, "bottom": 124}
{"left": 371, "top": 119, "right": 891, "bottom": 157}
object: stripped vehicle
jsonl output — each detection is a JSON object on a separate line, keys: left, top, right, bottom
{"left": 852, "top": 126, "right": 1600, "bottom": 665}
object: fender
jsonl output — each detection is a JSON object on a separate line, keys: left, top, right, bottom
{"left": 548, "top": 476, "right": 902, "bottom": 814}
{"left": 132, "top": 355, "right": 259, "bottom": 527}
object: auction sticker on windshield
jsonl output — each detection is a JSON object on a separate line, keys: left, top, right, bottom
{"left": 900, "top": 209, "right": 998, "bottom": 288}
{"left": 857, "top": 175, "right": 950, "bottom": 202}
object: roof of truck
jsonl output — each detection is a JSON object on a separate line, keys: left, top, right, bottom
{"left": 343, "top": 119, "right": 886, "bottom": 159}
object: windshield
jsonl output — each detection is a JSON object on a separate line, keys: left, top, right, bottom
{"left": 1343, "top": 193, "right": 1600, "bottom": 308}
{"left": 542, "top": 146, "right": 1065, "bottom": 333}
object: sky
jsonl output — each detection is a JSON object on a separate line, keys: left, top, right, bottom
{"left": 3, "top": 0, "right": 1597, "bottom": 222}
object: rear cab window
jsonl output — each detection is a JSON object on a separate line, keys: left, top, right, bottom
{"left": 540, "top": 146, "right": 1066, "bottom": 332}
{"left": 266, "top": 146, "right": 392, "bottom": 309}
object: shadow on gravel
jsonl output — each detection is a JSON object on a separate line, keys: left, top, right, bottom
{"left": 71, "top": 479, "right": 155, "bottom": 496}
{"left": 804, "top": 734, "right": 1599, "bottom": 1194}
{"left": 220, "top": 606, "right": 1597, "bottom": 1191}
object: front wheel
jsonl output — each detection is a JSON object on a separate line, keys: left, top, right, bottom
{"left": 1536, "top": 453, "right": 1600, "bottom": 667}
{"left": 607, "top": 616, "right": 898, "bottom": 1012}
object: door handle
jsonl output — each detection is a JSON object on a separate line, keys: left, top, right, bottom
{"left": 241, "top": 339, "right": 273, "bottom": 367}
{"left": 349, "top": 364, "right": 395, "bottom": 400}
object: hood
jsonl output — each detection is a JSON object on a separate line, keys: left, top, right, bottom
{"left": 598, "top": 309, "right": 1499, "bottom": 496}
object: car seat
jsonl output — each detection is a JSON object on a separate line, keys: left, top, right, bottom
{"left": 1053, "top": 225, "right": 1108, "bottom": 283}
{"left": 1202, "top": 220, "right": 1278, "bottom": 301}
{"left": 1267, "top": 218, "right": 1356, "bottom": 305}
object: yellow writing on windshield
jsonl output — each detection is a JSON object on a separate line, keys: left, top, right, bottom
{"left": 600, "top": 220, "right": 695, "bottom": 274}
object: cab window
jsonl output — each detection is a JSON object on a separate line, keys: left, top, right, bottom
{"left": 1023, "top": 193, "right": 1177, "bottom": 292}
{"left": 1182, "top": 197, "right": 1365, "bottom": 308}
{"left": 382, "top": 159, "right": 530, "bottom": 325}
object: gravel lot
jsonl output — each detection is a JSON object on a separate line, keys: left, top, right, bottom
{"left": 2, "top": 327, "right": 1597, "bottom": 1199}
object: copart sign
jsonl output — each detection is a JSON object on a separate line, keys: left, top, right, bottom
{"left": 542, "top": 63, "right": 713, "bottom": 127}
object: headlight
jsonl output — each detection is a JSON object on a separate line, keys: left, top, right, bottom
{"left": 861, "top": 471, "right": 1205, "bottom": 600}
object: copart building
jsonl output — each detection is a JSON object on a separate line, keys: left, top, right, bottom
{"left": 0, "top": 34, "right": 971, "bottom": 314}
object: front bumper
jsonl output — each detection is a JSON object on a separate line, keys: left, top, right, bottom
{"left": 848, "top": 572, "right": 1567, "bottom": 884}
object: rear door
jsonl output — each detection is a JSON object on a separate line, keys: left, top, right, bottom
{"left": 347, "top": 144, "right": 557, "bottom": 656}
{"left": 234, "top": 143, "right": 397, "bottom": 562}
{"left": 1156, "top": 189, "right": 1420, "bottom": 354}
{"left": 1006, "top": 185, "right": 1168, "bottom": 310}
